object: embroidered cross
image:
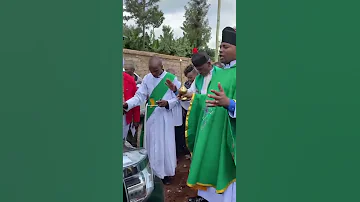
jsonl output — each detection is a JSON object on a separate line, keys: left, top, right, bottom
{"left": 200, "top": 107, "right": 214, "bottom": 130}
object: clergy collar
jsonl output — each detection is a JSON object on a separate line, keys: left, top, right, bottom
{"left": 224, "top": 60, "right": 236, "bottom": 69}
{"left": 156, "top": 70, "right": 166, "bottom": 78}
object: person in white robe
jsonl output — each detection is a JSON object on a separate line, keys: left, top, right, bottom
{"left": 166, "top": 68, "right": 185, "bottom": 157}
{"left": 123, "top": 56, "right": 181, "bottom": 184}
{"left": 165, "top": 68, "right": 183, "bottom": 127}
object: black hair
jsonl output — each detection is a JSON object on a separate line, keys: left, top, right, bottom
{"left": 184, "top": 64, "right": 195, "bottom": 76}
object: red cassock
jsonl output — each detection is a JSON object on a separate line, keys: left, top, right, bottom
{"left": 123, "top": 72, "right": 140, "bottom": 124}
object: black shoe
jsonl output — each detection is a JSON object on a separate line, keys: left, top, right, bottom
{"left": 188, "top": 196, "right": 208, "bottom": 202}
{"left": 161, "top": 177, "right": 171, "bottom": 185}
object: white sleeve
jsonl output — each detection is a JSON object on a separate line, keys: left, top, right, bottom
{"left": 180, "top": 101, "right": 190, "bottom": 110}
{"left": 179, "top": 81, "right": 195, "bottom": 110}
{"left": 172, "top": 102, "right": 183, "bottom": 126}
{"left": 187, "top": 81, "right": 196, "bottom": 94}
{"left": 167, "top": 77, "right": 182, "bottom": 110}
{"left": 126, "top": 76, "right": 148, "bottom": 111}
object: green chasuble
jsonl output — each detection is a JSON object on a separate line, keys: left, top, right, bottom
{"left": 185, "top": 65, "right": 236, "bottom": 193}
{"left": 194, "top": 66, "right": 222, "bottom": 93}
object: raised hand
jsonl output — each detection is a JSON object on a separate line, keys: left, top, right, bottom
{"left": 165, "top": 79, "right": 177, "bottom": 92}
{"left": 206, "top": 82, "right": 230, "bottom": 107}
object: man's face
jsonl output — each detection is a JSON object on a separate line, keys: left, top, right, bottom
{"left": 124, "top": 65, "right": 134, "bottom": 76}
{"left": 195, "top": 62, "right": 212, "bottom": 76}
{"left": 186, "top": 70, "right": 197, "bottom": 83}
{"left": 149, "top": 61, "right": 163, "bottom": 78}
{"left": 219, "top": 42, "right": 236, "bottom": 64}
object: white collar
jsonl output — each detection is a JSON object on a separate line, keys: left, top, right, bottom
{"left": 224, "top": 60, "right": 236, "bottom": 69}
{"left": 154, "top": 70, "right": 166, "bottom": 79}
{"left": 210, "top": 67, "right": 214, "bottom": 74}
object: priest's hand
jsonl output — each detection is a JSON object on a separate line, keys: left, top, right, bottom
{"left": 156, "top": 100, "right": 169, "bottom": 108}
{"left": 123, "top": 102, "right": 128, "bottom": 114}
{"left": 177, "top": 92, "right": 193, "bottom": 101}
{"left": 165, "top": 79, "right": 177, "bottom": 92}
{"left": 133, "top": 122, "right": 140, "bottom": 130}
{"left": 206, "top": 82, "right": 230, "bottom": 107}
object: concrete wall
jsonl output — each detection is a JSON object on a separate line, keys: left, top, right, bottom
{"left": 123, "top": 49, "right": 191, "bottom": 82}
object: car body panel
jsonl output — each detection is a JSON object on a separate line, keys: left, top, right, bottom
{"left": 146, "top": 176, "right": 165, "bottom": 202}
{"left": 123, "top": 141, "right": 164, "bottom": 202}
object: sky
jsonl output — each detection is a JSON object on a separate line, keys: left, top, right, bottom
{"left": 123, "top": 0, "right": 236, "bottom": 49}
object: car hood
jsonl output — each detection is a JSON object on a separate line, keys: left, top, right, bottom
{"left": 123, "top": 141, "right": 147, "bottom": 168}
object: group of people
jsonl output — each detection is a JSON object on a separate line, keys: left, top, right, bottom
{"left": 122, "top": 26, "right": 237, "bottom": 202}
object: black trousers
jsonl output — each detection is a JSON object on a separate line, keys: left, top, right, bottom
{"left": 175, "top": 110, "right": 190, "bottom": 157}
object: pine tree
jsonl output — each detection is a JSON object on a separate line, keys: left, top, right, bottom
{"left": 181, "top": 0, "right": 212, "bottom": 49}
{"left": 157, "top": 25, "right": 176, "bottom": 55}
{"left": 175, "top": 37, "right": 192, "bottom": 57}
{"left": 124, "top": 0, "right": 165, "bottom": 50}
{"left": 123, "top": 24, "right": 143, "bottom": 50}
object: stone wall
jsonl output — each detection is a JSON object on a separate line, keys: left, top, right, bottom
{"left": 123, "top": 49, "right": 191, "bottom": 82}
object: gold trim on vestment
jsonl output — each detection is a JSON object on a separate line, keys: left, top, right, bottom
{"left": 187, "top": 178, "right": 237, "bottom": 194}
{"left": 185, "top": 93, "right": 236, "bottom": 194}
{"left": 185, "top": 93, "right": 195, "bottom": 156}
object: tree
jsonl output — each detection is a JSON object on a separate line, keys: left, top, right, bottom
{"left": 124, "top": 0, "right": 165, "bottom": 50}
{"left": 123, "top": 24, "right": 143, "bottom": 50}
{"left": 174, "top": 37, "right": 192, "bottom": 57}
{"left": 157, "top": 25, "right": 176, "bottom": 55}
{"left": 148, "top": 28, "right": 160, "bottom": 52}
{"left": 200, "top": 46, "right": 216, "bottom": 61}
{"left": 181, "top": 0, "right": 212, "bottom": 49}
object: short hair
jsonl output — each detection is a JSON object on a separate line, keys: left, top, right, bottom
{"left": 184, "top": 64, "right": 195, "bottom": 76}
{"left": 191, "top": 52, "right": 210, "bottom": 67}
{"left": 124, "top": 62, "right": 135, "bottom": 70}
{"left": 149, "top": 55, "right": 163, "bottom": 65}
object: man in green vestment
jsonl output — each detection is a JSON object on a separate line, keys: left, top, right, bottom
{"left": 166, "top": 50, "right": 222, "bottom": 111}
{"left": 167, "top": 27, "right": 237, "bottom": 202}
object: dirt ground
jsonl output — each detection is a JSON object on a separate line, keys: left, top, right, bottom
{"left": 164, "top": 155, "right": 197, "bottom": 202}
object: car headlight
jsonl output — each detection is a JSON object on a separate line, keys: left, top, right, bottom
{"left": 125, "top": 163, "right": 154, "bottom": 202}
{"left": 123, "top": 145, "right": 155, "bottom": 202}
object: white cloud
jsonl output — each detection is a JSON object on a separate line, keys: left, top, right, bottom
{"left": 154, "top": 11, "right": 185, "bottom": 39}
{"left": 123, "top": 0, "right": 236, "bottom": 49}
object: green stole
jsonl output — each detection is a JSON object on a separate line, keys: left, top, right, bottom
{"left": 139, "top": 72, "right": 175, "bottom": 147}
{"left": 194, "top": 66, "right": 221, "bottom": 93}
{"left": 185, "top": 65, "right": 236, "bottom": 193}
